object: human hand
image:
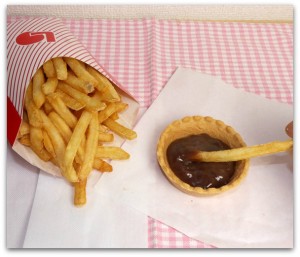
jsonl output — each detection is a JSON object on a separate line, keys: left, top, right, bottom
{"left": 285, "top": 121, "right": 293, "bottom": 138}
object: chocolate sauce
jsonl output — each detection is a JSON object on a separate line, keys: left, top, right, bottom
{"left": 166, "top": 134, "right": 236, "bottom": 189}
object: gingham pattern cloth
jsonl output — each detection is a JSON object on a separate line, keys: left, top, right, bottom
{"left": 7, "top": 16, "right": 293, "bottom": 248}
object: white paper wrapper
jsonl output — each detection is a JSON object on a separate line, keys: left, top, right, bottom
{"left": 95, "top": 68, "right": 293, "bottom": 248}
{"left": 7, "top": 17, "right": 139, "bottom": 178}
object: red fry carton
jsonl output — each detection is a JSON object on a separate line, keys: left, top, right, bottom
{"left": 7, "top": 17, "right": 139, "bottom": 177}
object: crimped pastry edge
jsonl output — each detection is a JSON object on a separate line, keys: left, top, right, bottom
{"left": 157, "top": 116, "right": 250, "bottom": 196}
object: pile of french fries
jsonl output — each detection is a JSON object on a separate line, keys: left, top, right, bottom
{"left": 17, "top": 57, "right": 137, "bottom": 206}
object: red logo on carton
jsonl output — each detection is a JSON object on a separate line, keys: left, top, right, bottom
{"left": 16, "top": 31, "right": 55, "bottom": 45}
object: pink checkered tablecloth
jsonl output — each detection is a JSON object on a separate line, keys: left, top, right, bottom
{"left": 7, "top": 16, "right": 293, "bottom": 248}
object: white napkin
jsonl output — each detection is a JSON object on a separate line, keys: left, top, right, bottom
{"left": 95, "top": 68, "right": 293, "bottom": 248}
{"left": 23, "top": 170, "right": 148, "bottom": 248}
{"left": 6, "top": 145, "right": 39, "bottom": 248}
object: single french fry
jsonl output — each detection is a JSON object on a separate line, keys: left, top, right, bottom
{"left": 190, "top": 140, "right": 293, "bottom": 162}
{"left": 43, "top": 59, "right": 56, "bottom": 78}
{"left": 98, "top": 132, "right": 114, "bottom": 142}
{"left": 86, "top": 66, "right": 120, "bottom": 102}
{"left": 57, "top": 81, "right": 106, "bottom": 111}
{"left": 46, "top": 93, "right": 78, "bottom": 128}
{"left": 19, "top": 134, "right": 31, "bottom": 147}
{"left": 103, "top": 118, "right": 137, "bottom": 140}
{"left": 110, "top": 112, "right": 119, "bottom": 120}
{"left": 17, "top": 121, "right": 30, "bottom": 138}
{"left": 30, "top": 126, "right": 51, "bottom": 161}
{"left": 55, "top": 89, "right": 85, "bottom": 111}
{"left": 98, "top": 124, "right": 109, "bottom": 132}
{"left": 30, "top": 126, "right": 43, "bottom": 152}
{"left": 64, "top": 57, "right": 98, "bottom": 88}
{"left": 43, "top": 100, "right": 53, "bottom": 114}
{"left": 62, "top": 111, "right": 92, "bottom": 176}
{"left": 74, "top": 179, "right": 87, "bottom": 206}
{"left": 42, "top": 77, "right": 58, "bottom": 95}
{"left": 95, "top": 146, "right": 130, "bottom": 160}
{"left": 48, "top": 111, "right": 86, "bottom": 164}
{"left": 42, "top": 130, "right": 56, "bottom": 158}
{"left": 63, "top": 71, "right": 94, "bottom": 94}
{"left": 93, "top": 158, "right": 113, "bottom": 172}
{"left": 48, "top": 111, "right": 72, "bottom": 143}
{"left": 39, "top": 110, "right": 78, "bottom": 182}
{"left": 78, "top": 112, "right": 99, "bottom": 180}
{"left": 52, "top": 57, "right": 68, "bottom": 80}
{"left": 98, "top": 102, "right": 128, "bottom": 123}
{"left": 24, "top": 81, "right": 43, "bottom": 128}
{"left": 32, "top": 68, "right": 46, "bottom": 108}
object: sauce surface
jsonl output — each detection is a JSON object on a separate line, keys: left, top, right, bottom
{"left": 166, "top": 134, "right": 236, "bottom": 189}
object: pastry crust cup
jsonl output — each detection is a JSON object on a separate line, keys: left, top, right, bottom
{"left": 157, "top": 116, "right": 250, "bottom": 196}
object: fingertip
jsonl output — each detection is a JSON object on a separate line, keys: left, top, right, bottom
{"left": 285, "top": 121, "right": 293, "bottom": 138}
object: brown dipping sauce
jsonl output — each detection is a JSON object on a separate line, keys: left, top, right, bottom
{"left": 166, "top": 134, "right": 236, "bottom": 189}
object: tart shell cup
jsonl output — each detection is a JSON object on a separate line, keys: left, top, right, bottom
{"left": 157, "top": 116, "right": 250, "bottom": 196}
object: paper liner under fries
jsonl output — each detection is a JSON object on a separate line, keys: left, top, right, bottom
{"left": 7, "top": 17, "right": 139, "bottom": 178}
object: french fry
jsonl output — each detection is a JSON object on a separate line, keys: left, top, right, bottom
{"left": 48, "top": 111, "right": 72, "bottom": 143}
{"left": 57, "top": 81, "right": 106, "bottom": 111}
{"left": 52, "top": 57, "right": 68, "bottom": 80}
{"left": 98, "top": 102, "right": 128, "bottom": 123}
{"left": 29, "top": 126, "right": 51, "bottom": 162}
{"left": 86, "top": 66, "right": 120, "bottom": 102}
{"left": 19, "top": 134, "right": 31, "bottom": 147}
{"left": 32, "top": 68, "right": 46, "bottom": 108}
{"left": 18, "top": 57, "right": 137, "bottom": 205}
{"left": 110, "top": 112, "right": 119, "bottom": 120}
{"left": 55, "top": 89, "right": 85, "bottom": 111}
{"left": 24, "top": 81, "right": 43, "bottom": 128}
{"left": 62, "top": 111, "right": 92, "bottom": 176}
{"left": 95, "top": 146, "right": 130, "bottom": 160}
{"left": 26, "top": 102, "right": 43, "bottom": 128}
{"left": 63, "top": 71, "right": 94, "bottom": 94}
{"left": 190, "top": 140, "right": 293, "bottom": 162}
{"left": 42, "top": 130, "right": 56, "bottom": 158}
{"left": 43, "top": 100, "right": 53, "bottom": 114}
{"left": 98, "top": 132, "right": 114, "bottom": 142}
{"left": 17, "top": 120, "right": 30, "bottom": 138}
{"left": 29, "top": 126, "right": 43, "bottom": 152}
{"left": 42, "top": 77, "right": 58, "bottom": 95}
{"left": 64, "top": 57, "right": 98, "bottom": 88}
{"left": 103, "top": 118, "right": 137, "bottom": 140}
{"left": 48, "top": 111, "right": 86, "bottom": 164}
{"left": 78, "top": 112, "right": 99, "bottom": 180}
{"left": 39, "top": 109, "right": 78, "bottom": 182}
{"left": 74, "top": 179, "right": 87, "bottom": 206}
{"left": 93, "top": 158, "right": 113, "bottom": 172}
{"left": 46, "top": 93, "right": 78, "bottom": 128}
{"left": 43, "top": 59, "right": 56, "bottom": 78}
